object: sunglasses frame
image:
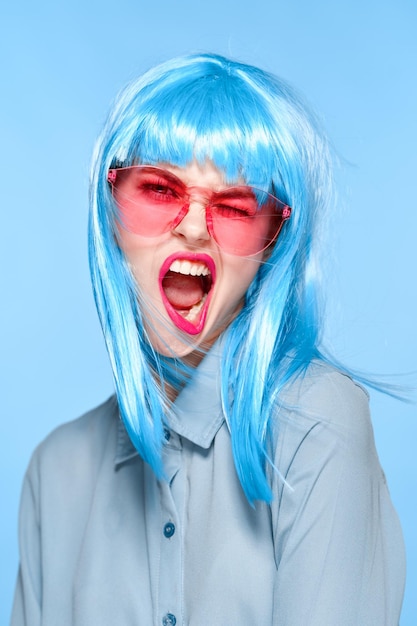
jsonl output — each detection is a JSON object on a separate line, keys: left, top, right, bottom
{"left": 107, "top": 165, "right": 292, "bottom": 256}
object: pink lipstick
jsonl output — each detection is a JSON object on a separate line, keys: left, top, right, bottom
{"left": 159, "top": 252, "right": 215, "bottom": 335}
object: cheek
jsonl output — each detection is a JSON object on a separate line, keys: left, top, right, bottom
{"left": 115, "top": 231, "right": 156, "bottom": 290}
{"left": 116, "top": 226, "right": 148, "bottom": 256}
{"left": 115, "top": 225, "right": 136, "bottom": 257}
{"left": 116, "top": 227, "right": 169, "bottom": 264}
{"left": 221, "top": 256, "right": 263, "bottom": 301}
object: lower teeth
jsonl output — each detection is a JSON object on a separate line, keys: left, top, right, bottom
{"left": 183, "top": 294, "right": 207, "bottom": 322}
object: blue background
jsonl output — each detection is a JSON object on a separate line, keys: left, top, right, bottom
{"left": 1, "top": 0, "right": 415, "bottom": 623}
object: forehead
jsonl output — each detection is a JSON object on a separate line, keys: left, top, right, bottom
{"left": 156, "top": 159, "right": 249, "bottom": 189}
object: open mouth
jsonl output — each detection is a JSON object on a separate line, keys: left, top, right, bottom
{"left": 159, "top": 253, "right": 215, "bottom": 335}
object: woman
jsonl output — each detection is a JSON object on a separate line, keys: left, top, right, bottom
{"left": 12, "top": 53, "right": 405, "bottom": 625}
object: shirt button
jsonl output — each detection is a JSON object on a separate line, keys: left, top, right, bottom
{"left": 162, "top": 614, "right": 176, "bottom": 625}
{"left": 163, "top": 522, "right": 175, "bottom": 538}
{"left": 163, "top": 428, "right": 171, "bottom": 441}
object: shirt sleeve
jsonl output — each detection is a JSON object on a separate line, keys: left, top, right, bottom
{"left": 10, "top": 454, "right": 42, "bottom": 626}
{"left": 270, "top": 370, "right": 406, "bottom": 626}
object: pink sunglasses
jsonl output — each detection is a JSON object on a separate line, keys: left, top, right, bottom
{"left": 108, "top": 165, "right": 291, "bottom": 256}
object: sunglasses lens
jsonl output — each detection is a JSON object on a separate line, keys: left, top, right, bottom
{"left": 109, "top": 167, "right": 291, "bottom": 255}
{"left": 111, "top": 167, "right": 186, "bottom": 236}
{"left": 209, "top": 188, "right": 289, "bottom": 256}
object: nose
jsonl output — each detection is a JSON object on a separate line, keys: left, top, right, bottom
{"left": 172, "top": 200, "right": 211, "bottom": 246}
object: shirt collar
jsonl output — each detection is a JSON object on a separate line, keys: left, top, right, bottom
{"left": 115, "top": 335, "right": 226, "bottom": 465}
{"left": 167, "top": 336, "right": 225, "bottom": 449}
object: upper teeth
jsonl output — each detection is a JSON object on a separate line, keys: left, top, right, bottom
{"left": 169, "top": 260, "right": 210, "bottom": 276}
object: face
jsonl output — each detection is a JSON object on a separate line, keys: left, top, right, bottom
{"left": 115, "top": 160, "right": 266, "bottom": 358}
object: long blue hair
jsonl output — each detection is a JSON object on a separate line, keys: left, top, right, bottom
{"left": 89, "top": 53, "right": 333, "bottom": 504}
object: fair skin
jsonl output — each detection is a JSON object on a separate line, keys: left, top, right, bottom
{"left": 116, "top": 160, "right": 265, "bottom": 363}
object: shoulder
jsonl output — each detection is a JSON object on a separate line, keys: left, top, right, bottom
{"left": 26, "top": 395, "right": 120, "bottom": 483}
{"left": 272, "top": 362, "right": 376, "bottom": 478}
{"left": 279, "top": 361, "right": 371, "bottom": 434}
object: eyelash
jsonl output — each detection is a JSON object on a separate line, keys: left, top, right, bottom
{"left": 139, "top": 180, "right": 181, "bottom": 201}
{"left": 212, "top": 204, "right": 251, "bottom": 218}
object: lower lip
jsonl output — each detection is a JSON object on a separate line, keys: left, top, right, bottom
{"left": 159, "top": 253, "right": 216, "bottom": 336}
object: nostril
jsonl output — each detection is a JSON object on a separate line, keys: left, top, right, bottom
{"left": 172, "top": 205, "right": 210, "bottom": 241}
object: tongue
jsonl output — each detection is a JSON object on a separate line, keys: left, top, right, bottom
{"left": 162, "top": 271, "right": 205, "bottom": 310}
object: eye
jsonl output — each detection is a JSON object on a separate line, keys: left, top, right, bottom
{"left": 212, "top": 202, "right": 253, "bottom": 218}
{"left": 138, "top": 177, "right": 182, "bottom": 204}
{"left": 211, "top": 189, "right": 258, "bottom": 219}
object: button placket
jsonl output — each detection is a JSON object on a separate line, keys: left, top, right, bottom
{"left": 158, "top": 433, "right": 183, "bottom": 624}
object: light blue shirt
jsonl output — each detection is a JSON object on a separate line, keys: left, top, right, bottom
{"left": 11, "top": 345, "right": 405, "bottom": 625}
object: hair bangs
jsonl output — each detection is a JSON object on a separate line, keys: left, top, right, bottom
{"left": 116, "top": 68, "right": 282, "bottom": 193}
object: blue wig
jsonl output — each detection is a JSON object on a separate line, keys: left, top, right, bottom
{"left": 89, "top": 53, "right": 334, "bottom": 504}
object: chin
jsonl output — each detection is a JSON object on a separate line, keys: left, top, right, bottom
{"left": 144, "top": 323, "right": 201, "bottom": 359}
{"left": 144, "top": 316, "right": 226, "bottom": 361}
